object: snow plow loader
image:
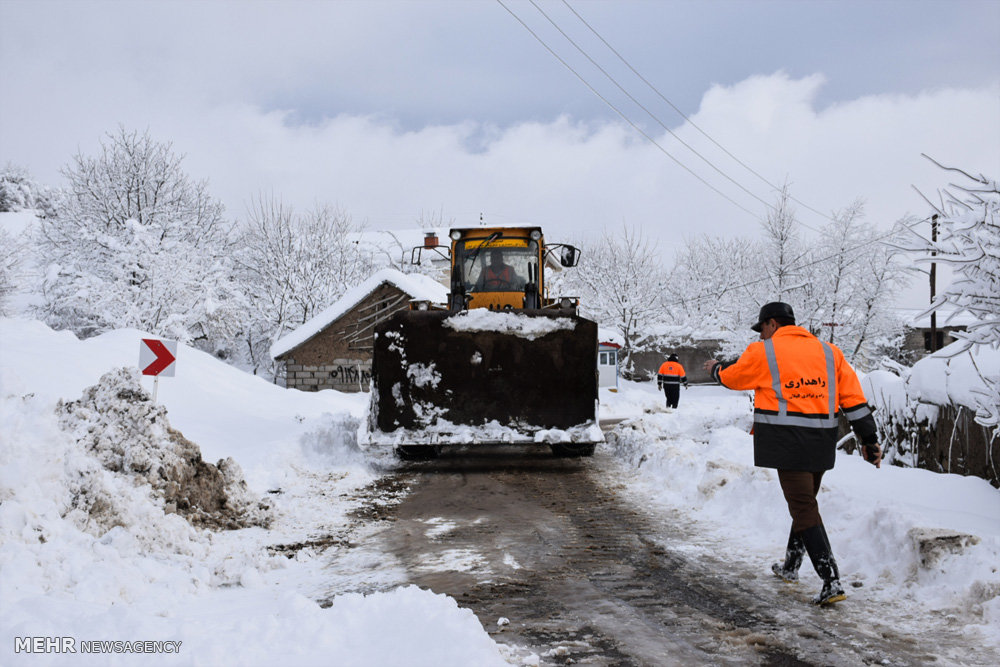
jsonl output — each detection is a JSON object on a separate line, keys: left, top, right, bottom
{"left": 364, "top": 226, "right": 602, "bottom": 459}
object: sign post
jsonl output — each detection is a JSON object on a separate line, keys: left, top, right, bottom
{"left": 139, "top": 338, "right": 177, "bottom": 402}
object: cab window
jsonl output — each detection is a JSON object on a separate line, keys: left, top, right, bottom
{"left": 458, "top": 240, "right": 539, "bottom": 293}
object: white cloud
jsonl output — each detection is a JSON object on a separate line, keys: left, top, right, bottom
{"left": 148, "top": 73, "right": 997, "bottom": 243}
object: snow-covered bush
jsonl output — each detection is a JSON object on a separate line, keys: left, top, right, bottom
{"left": 864, "top": 344, "right": 1000, "bottom": 486}
{"left": 0, "top": 164, "right": 61, "bottom": 218}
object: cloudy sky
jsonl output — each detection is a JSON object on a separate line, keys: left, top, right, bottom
{"left": 2, "top": 0, "right": 998, "bottom": 288}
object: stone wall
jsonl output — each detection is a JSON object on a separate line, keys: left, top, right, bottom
{"left": 284, "top": 359, "right": 372, "bottom": 393}
{"left": 279, "top": 283, "right": 411, "bottom": 393}
{"left": 629, "top": 341, "right": 722, "bottom": 384}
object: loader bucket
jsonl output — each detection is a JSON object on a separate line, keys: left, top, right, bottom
{"left": 365, "top": 309, "right": 601, "bottom": 447}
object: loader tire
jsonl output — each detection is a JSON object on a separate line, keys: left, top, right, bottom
{"left": 550, "top": 442, "right": 596, "bottom": 457}
{"left": 395, "top": 445, "right": 440, "bottom": 461}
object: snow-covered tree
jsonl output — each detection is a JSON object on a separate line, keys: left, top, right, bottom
{"left": 900, "top": 160, "right": 1000, "bottom": 431}
{"left": 235, "top": 194, "right": 373, "bottom": 376}
{"left": 562, "top": 225, "right": 671, "bottom": 376}
{"left": 667, "top": 189, "right": 906, "bottom": 366}
{"left": 759, "top": 185, "right": 810, "bottom": 303}
{"left": 35, "top": 127, "right": 243, "bottom": 354}
{"left": 665, "top": 234, "right": 758, "bottom": 345}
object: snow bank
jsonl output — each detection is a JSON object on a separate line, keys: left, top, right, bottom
{"left": 907, "top": 341, "right": 1000, "bottom": 412}
{"left": 602, "top": 380, "right": 1000, "bottom": 641}
{"left": 0, "top": 318, "right": 508, "bottom": 666}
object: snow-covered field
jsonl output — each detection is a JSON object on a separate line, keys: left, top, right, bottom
{"left": 2, "top": 317, "right": 998, "bottom": 665}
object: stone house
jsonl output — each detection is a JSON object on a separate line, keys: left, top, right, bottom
{"left": 271, "top": 268, "right": 448, "bottom": 392}
{"left": 898, "top": 308, "right": 972, "bottom": 356}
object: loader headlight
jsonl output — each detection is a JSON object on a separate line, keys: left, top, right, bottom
{"left": 560, "top": 297, "right": 573, "bottom": 309}
{"left": 530, "top": 230, "right": 541, "bottom": 240}
{"left": 450, "top": 230, "right": 462, "bottom": 240}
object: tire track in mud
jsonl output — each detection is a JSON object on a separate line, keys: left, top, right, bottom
{"left": 329, "top": 445, "right": 972, "bottom": 666}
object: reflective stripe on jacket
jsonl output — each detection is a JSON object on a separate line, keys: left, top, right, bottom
{"left": 657, "top": 361, "right": 687, "bottom": 386}
{"left": 712, "top": 326, "right": 877, "bottom": 471}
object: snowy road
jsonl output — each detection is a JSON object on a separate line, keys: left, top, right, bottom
{"left": 326, "top": 439, "right": 969, "bottom": 666}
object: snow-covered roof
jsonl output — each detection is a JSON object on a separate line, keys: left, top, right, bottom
{"left": 896, "top": 307, "right": 979, "bottom": 329}
{"left": 598, "top": 326, "right": 625, "bottom": 347}
{"left": 270, "top": 268, "right": 449, "bottom": 360}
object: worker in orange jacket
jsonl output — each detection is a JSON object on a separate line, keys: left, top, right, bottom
{"left": 657, "top": 353, "right": 688, "bottom": 409}
{"left": 703, "top": 302, "right": 881, "bottom": 606}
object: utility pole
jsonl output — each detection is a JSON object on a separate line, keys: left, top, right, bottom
{"left": 929, "top": 214, "right": 939, "bottom": 352}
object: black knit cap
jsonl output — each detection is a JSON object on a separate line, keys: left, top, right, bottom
{"left": 751, "top": 301, "right": 795, "bottom": 332}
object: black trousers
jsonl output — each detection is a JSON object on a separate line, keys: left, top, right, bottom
{"left": 663, "top": 384, "right": 680, "bottom": 408}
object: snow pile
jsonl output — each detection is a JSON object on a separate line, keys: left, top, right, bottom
{"left": 601, "top": 381, "right": 1000, "bottom": 638}
{"left": 443, "top": 309, "right": 575, "bottom": 340}
{"left": 55, "top": 367, "right": 271, "bottom": 531}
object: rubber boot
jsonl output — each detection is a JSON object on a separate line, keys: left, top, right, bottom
{"left": 771, "top": 528, "right": 805, "bottom": 583}
{"left": 800, "top": 524, "right": 846, "bottom": 605}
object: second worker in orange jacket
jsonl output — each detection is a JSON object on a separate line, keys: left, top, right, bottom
{"left": 657, "top": 354, "right": 688, "bottom": 409}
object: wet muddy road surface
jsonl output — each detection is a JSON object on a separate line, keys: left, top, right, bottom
{"left": 328, "top": 444, "right": 977, "bottom": 666}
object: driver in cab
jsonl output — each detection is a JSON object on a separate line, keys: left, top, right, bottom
{"left": 474, "top": 249, "right": 524, "bottom": 291}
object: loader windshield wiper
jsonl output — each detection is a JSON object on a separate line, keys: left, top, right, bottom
{"left": 466, "top": 232, "right": 502, "bottom": 265}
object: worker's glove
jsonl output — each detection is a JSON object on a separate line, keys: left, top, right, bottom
{"left": 862, "top": 443, "right": 882, "bottom": 467}
{"left": 657, "top": 382, "right": 662, "bottom": 390}
{"left": 683, "top": 383, "right": 689, "bottom": 390}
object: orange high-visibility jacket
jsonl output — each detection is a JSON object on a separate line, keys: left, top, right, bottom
{"left": 711, "top": 325, "right": 877, "bottom": 471}
{"left": 657, "top": 361, "right": 687, "bottom": 388}
{"left": 480, "top": 264, "right": 514, "bottom": 290}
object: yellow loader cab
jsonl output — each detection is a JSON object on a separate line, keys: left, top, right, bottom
{"left": 365, "top": 225, "right": 602, "bottom": 459}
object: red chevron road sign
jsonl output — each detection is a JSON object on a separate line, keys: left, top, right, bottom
{"left": 139, "top": 338, "right": 177, "bottom": 377}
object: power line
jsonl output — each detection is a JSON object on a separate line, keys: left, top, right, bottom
{"left": 560, "top": 0, "right": 841, "bottom": 227}
{"left": 495, "top": 0, "right": 761, "bottom": 220}
{"left": 526, "top": 0, "right": 799, "bottom": 227}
